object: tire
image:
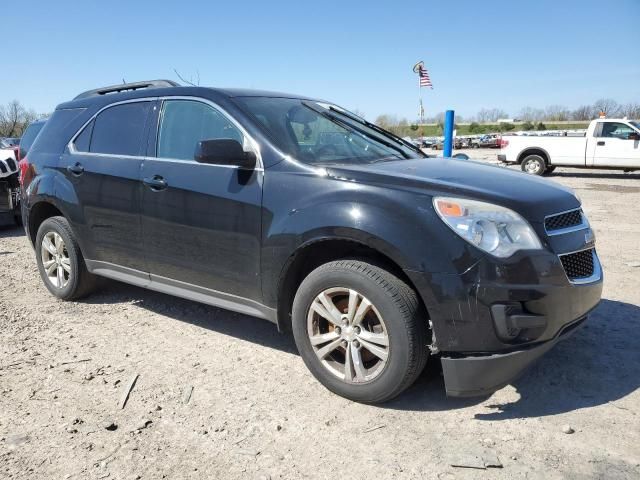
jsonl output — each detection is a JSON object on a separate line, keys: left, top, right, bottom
{"left": 521, "top": 154, "right": 547, "bottom": 176}
{"left": 544, "top": 165, "right": 556, "bottom": 175}
{"left": 292, "top": 259, "right": 429, "bottom": 403}
{"left": 35, "top": 216, "right": 98, "bottom": 300}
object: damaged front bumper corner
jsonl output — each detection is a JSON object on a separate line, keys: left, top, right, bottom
{"left": 440, "top": 316, "right": 587, "bottom": 397}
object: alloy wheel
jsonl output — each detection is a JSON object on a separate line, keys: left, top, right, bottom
{"left": 307, "top": 287, "right": 389, "bottom": 384}
{"left": 41, "top": 231, "right": 71, "bottom": 288}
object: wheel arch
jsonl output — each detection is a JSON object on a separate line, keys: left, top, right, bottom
{"left": 517, "top": 147, "right": 551, "bottom": 165}
{"left": 275, "top": 236, "right": 427, "bottom": 333}
{"left": 27, "top": 201, "right": 65, "bottom": 247}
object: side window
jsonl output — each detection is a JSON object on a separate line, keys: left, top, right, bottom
{"left": 599, "top": 122, "right": 635, "bottom": 139}
{"left": 90, "top": 102, "right": 151, "bottom": 156}
{"left": 157, "top": 100, "right": 243, "bottom": 161}
{"left": 73, "top": 120, "right": 93, "bottom": 152}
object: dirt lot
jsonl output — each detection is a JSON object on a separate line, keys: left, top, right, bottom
{"left": 1, "top": 153, "right": 639, "bottom": 479}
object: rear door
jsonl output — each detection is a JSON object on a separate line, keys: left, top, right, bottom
{"left": 140, "top": 98, "right": 263, "bottom": 300}
{"left": 59, "top": 100, "right": 153, "bottom": 274}
{"left": 590, "top": 121, "right": 640, "bottom": 168}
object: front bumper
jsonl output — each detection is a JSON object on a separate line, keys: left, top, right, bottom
{"left": 405, "top": 248, "right": 603, "bottom": 397}
{"left": 441, "top": 315, "right": 588, "bottom": 397}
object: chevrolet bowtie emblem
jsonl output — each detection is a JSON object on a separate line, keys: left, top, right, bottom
{"left": 584, "top": 229, "right": 595, "bottom": 246}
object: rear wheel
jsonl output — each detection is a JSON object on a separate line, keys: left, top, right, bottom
{"left": 35, "top": 216, "right": 98, "bottom": 300}
{"left": 521, "top": 154, "right": 547, "bottom": 176}
{"left": 292, "top": 260, "right": 429, "bottom": 403}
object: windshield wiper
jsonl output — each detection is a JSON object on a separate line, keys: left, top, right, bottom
{"left": 326, "top": 106, "right": 426, "bottom": 157}
{"left": 302, "top": 101, "right": 410, "bottom": 159}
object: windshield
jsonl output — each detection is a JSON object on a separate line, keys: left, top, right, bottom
{"left": 234, "top": 97, "right": 422, "bottom": 166}
{"left": 631, "top": 121, "right": 640, "bottom": 130}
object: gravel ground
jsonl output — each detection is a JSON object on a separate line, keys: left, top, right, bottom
{"left": 1, "top": 152, "right": 639, "bottom": 479}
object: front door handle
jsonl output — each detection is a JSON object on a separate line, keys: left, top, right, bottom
{"left": 597, "top": 141, "right": 605, "bottom": 146}
{"left": 67, "top": 163, "right": 84, "bottom": 176}
{"left": 143, "top": 175, "right": 168, "bottom": 191}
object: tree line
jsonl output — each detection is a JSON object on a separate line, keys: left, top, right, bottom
{"left": 0, "top": 100, "right": 43, "bottom": 137}
{"left": 375, "top": 98, "right": 640, "bottom": 132}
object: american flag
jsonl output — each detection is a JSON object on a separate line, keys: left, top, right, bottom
{"left": 418, "top": 65, "right": 433, "bottom": 89}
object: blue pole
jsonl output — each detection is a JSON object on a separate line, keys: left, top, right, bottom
{"left": 443, "top": 110, "right": 454, "bottom": 157}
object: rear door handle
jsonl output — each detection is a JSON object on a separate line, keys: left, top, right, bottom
{"left": 143, "top": 175, "right": 168, "bottom": 191}
{"left": 67, "top": 163, "right": 84, "bottom": 176}
{"left": 597, "top": 141, "right": 605, "bottom": 146}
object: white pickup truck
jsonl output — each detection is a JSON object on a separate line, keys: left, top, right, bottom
{"left": 498, "top": 118, "right": 640, "bottom": 175}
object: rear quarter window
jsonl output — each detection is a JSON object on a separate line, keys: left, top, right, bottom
{"left": 29, "top": 108, "right": 86, "bottom": 155}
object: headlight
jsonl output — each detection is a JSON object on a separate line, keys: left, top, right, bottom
{"left": 433, "top": 197, "right": 542, "bottom": 258}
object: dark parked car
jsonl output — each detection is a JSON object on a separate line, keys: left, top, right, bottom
{"left": 22, "top": 80, "right": 603, "bottom": 403}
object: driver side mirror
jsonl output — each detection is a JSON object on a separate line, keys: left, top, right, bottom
{"left": 628, "top": 132, "right": 640, "bottom": 141}
{"left": 195, "top": 139, "right": 256, "bottom": 169}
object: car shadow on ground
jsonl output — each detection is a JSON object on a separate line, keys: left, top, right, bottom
{"left": 0, "top": 224, "right": 25, "bottom": 239}
{"left": 87, "top": 279, "right": 640, "bottom": 418}
{"left": 85, "top": 281, "right": 299, "bottom": 355}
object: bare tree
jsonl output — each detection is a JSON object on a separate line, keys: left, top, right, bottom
{"left": 477, "top": 108, "right": 508, "bottom": 122}
{"left": 545, "top": 105, "right": 570, "bottom": 121}
{"left": 571, "top": 105, "right": 595, "bottom": 121}
{"left": 0, "top": 100, "right": 41, "bottom": 137}
{"left": 592, "top": 98, "right": 621, "bottom": 117}
{"left": 475, "top": 108, "right": 491, "bottom": 123}
{"left": 0, "top": 100, "right": 23, "bottom": 137}
{"left": 518, "top": 106, "right": 545, "bottom": 122}
{"left": 620, "top": 102, "right": 640, "bottom": 120}
{"left": 374, "top": 114, "right": 398, "bottom": 129}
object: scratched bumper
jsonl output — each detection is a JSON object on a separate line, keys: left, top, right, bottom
{"left": 405, "top": 249, "right": 602, "bottom": 396}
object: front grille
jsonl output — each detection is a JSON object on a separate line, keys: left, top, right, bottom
{"left": 545, "top": 209, "right": 583, "bottom": 232}
{"left": 560, "top": 249, "right": 595, "bottom": 280}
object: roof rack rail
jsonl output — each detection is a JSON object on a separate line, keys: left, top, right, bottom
{"left": 73, "top": 79, "right": 181, "bottom": 100}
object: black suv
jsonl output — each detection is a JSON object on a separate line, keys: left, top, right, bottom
{"left": 22, "top": 80, "right": 603, "bottom": 403}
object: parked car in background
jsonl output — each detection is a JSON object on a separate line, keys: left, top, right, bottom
{"left": 18, "top": 119, "right": 47, "bottom": 161}
{"left": 471, "top": 134, "right": 500, "bottom": 148}
{"left": 0, "top": 144, "right": 20, "bottom": 225}
{"left": 499, "top": 118, "right": 640, "bottom": 175}
{"left": 0, "top": 137, "right": 20, "bottom": 148}
{"left": 0, "top": 120, "right": 46, "bottom": 225}
{"left": 22, "top": 80, "right": 602, "bottom": 403}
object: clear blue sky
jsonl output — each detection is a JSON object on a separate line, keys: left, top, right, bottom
{"left": 4, "top": 0, "right": 639, "bottom": 121}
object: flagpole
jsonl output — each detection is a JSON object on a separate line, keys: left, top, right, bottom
{"left": 418, "top": 74, "right": 423, "bottom": 125}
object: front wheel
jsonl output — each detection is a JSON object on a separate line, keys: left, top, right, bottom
{"left": 292, "top": 260, "right": 429, "bottom": 403}
{"left": 521, "top": 154, "right": 547, "bottom": 176}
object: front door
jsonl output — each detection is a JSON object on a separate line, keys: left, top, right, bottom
{"left": 591, "top": 122, "right": 640, "bottom": 168}
{"left": 140, "top": 98, "right": 263, "bottom": 301}
{"left": 59, "top": 100, "right": 153, "bottom": 273}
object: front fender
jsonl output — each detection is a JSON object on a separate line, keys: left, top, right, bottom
{"left": 260, "top": 167, "right": 483, "bottom": 306}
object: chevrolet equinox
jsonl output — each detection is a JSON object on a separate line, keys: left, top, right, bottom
{"left": 21, "top": 80, "right": 603, "bottom": 403}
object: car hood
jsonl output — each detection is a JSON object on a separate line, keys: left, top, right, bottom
{"left": 325, "top": 157, "right": 579, "bottom": 223}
